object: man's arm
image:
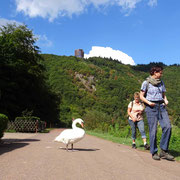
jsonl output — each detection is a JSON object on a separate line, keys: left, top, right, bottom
{"left": 163, "top": 92, "right": 169, "bottom": 105}
{"left": 140, "top": 91, "right": 155, "bottom": 107}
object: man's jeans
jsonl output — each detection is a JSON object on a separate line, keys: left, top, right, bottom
{"left": 145, "top": 103, "right": 171, "bottom": 154}
{"left": 128, "top": 119, "right": 146, "bottom": 140}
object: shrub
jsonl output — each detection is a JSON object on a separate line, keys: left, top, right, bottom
{"left": 0, "top": 114, "right": 8, "bottom": 139}
{"left": 83, "top": 110, "right": 111, "bottom": 131}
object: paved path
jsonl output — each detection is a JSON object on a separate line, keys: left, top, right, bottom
{"left": 0, "top": 129, "right": 180, "bottom": 180}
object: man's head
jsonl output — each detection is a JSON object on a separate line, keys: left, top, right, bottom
{"left": 150, "top": 65, "right": 163, "bottom": 75}
{"left": 150, "top": 65, "right": 163, "bottom": 79}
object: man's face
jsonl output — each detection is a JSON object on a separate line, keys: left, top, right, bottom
{"left": 154, "top": 70, "right": 163, "bottom": 79}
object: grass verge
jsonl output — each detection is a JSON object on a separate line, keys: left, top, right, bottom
{"left": 86, "top": 130, "right": 180, "bottom": 161}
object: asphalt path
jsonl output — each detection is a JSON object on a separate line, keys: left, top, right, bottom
{"left": 0, "top": 129, "right": 180, "bottom": 180}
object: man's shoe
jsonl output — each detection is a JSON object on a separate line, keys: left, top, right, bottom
{"left": 152, "top": 153, "right": 160, "bottom": 160}
{"left": 132, "top": 144, "right": 136, "bottom": 149}
{"left": 159, "top": 149, "right": 174, "bottom": 161}
{"left": 144, "top": 144, "right": 150, "bottom": 150}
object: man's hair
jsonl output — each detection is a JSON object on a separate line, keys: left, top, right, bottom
{"left": 150, "top": 65, "right": 163, "bottom": 75}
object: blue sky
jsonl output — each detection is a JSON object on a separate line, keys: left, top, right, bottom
{"left": 0, "top": 0, "right": 180, "bottom": 65}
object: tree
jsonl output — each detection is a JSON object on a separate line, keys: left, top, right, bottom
{"left": 0, "top": 23, "right": 43, "bottom": 74}
{"left": 0, "top": 24, "right": 58, "bottom": 125}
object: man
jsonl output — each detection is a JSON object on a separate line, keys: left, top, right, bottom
{"left": 140, "top": 65, "right": 174, "bottom": 161}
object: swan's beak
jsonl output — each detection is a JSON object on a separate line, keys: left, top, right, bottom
{"left": 81, "top": 123, "right": 84, "bottom": 128}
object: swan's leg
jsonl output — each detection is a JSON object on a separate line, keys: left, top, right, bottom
{"left": 71, "top": 144, "right": 73, "bottom": 150}
{"left": 66, "top": 144, "right": 68, "bottom": 151}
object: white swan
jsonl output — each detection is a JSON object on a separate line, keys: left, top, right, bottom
{"left": 54, "top": 118, "right": 85, "bottom": 151}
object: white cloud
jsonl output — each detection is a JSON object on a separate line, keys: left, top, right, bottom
{"left": 15, "top": 0, "right": 158, "bottom": 21}
{"left": 117, "top": 0, "right": 141, "bottom": 10}
{"left": 0, "top": 18, "right": 23, "bottom": 27}
{"left": 36, "top": 34, "right": 53, "bottom": 47}
{"left": 15, "top": 0, "right": 88, "bottom": 21}
{"left": 84, "top": 46, "right": 136, "bottom": 65}
{"left": 148, "top": 0, "right": 157, "bottom": 7}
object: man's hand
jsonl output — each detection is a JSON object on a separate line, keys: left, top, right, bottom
{"left": 149, "top": 102, "right": 156, "bottom": 107}
{"left": 164, "top": 99, "right": 169, "bottom": 105}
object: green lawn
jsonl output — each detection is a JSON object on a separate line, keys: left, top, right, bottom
{"left": 86, "top": 127, "right": 180, "bottom": 161}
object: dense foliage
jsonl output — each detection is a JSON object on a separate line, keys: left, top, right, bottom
{"left": 41, "top": 54, "right": 180, "bottom": 129}
{"left": 0, "top": 24, "right": 58, "bottom": 126}
{"left": 0, "top": 113, "right": 8, "bottom": 138}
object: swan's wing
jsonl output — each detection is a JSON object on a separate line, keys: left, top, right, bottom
{"left": 54, "top": 128, "right": 85, "bottom": 144}
{"left": 69, "top": 128, "right": 85, "bottom": 143}
{"left": 54, "top": 129, "right": 76, "bottom": 143}
{"left": 54, "top": 129, "right": 71, "bottom": 141}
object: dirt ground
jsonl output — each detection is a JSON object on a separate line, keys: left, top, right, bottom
{"left": 0, "top": 129, "right": 180, "bottom": 180}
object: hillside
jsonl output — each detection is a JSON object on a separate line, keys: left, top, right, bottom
{"left": 41, "top": 54, "right": 180, "bottom": 128}
{"left": 1, "top": 24, "right": 179, "bottom": 131}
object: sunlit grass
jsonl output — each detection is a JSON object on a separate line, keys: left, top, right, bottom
{"left": 86, "top": 129, "right": 180, "bottom": 161}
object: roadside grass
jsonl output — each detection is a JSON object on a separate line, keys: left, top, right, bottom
{"left": 5, "top": 129, "right": 16, "bottom": 133}
{"left": 86, "top": 127, "right": 180, "bottom": 161}
{"left": 40, "top": 128, "right": 55, "bottom": 133}
{"left": 5, "top": 128, "right": 55, "bottom": 133}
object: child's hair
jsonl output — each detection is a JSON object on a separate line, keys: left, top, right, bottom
{"left": 134, "top": 92, "right": 140, "bottom": 97}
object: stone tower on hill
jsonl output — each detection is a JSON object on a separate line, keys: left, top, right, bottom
{"left": 75, "top": 49, "right": 84, "bottom": 58}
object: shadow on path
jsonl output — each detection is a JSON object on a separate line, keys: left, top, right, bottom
{"left": 59, "top": 147, "right": 100, "bottom": 152}
{"left": 73, "top": 148, "right": 100, "bottom": 152}
{"left": 169, "top": 149, "right": 180, "bottom": 158}
{"left": 138, "top": 145, "right": 180, "bottom": 159}
{"left": 0, "top": 138, "right": 40, "bottom": 156}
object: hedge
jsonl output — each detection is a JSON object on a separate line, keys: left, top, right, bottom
{"left": 0, "top": 113, "right": 8, "bottom": 139}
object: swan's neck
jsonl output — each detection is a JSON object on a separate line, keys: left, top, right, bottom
{"left": 72, "top": 121, "right": 79, "bottom": 129}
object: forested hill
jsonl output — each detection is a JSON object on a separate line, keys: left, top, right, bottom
{"left": 41, "top": 54, "right": 180, "bottom": 128}
{"left": 1, "top": 24, "right": 179, "bottom": 130}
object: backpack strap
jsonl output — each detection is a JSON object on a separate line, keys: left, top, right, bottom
{"left": 130, "top": 101, "right": 134, "bottom": 109}
{"left": 144, "top": 80, "right": 150, "bottom": 97}
{"left": 127, "top": 101, "right": 134, "bottom": 118}
{"left": 144, "top": 80, "right": 163, "bottom": 97}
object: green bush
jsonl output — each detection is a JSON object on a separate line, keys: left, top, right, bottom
{"left": 83, "top": 110, "right": 111, "bottom": 131}
{"left": 15, "top": 116, "right": 40, "bottom": 122}
{"left": 0, "top": 114, "right": 8, "bottom": 139}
